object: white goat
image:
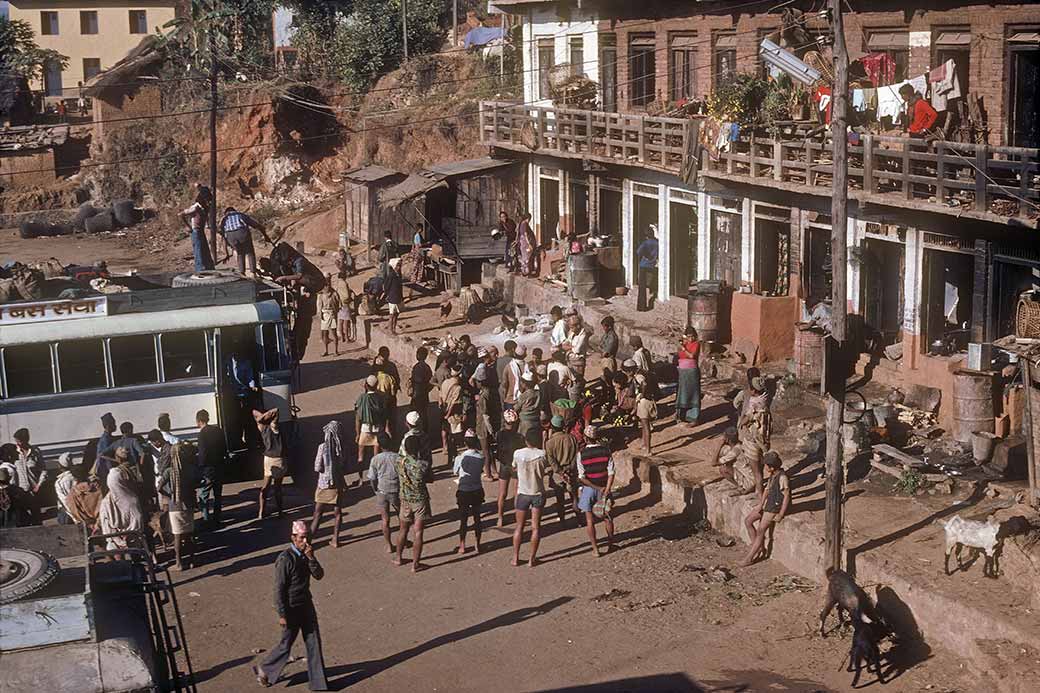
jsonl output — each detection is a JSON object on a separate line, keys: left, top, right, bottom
{"left": 942, "top": 515, "right": 1002, "bottom": 578}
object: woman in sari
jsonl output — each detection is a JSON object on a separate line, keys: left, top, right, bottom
{"left": 311, "top": 420, "right": 347, "bottom": 547}
{"left": 516, "top": 212, "right": 536, "bottom": 276}
{"left": 675, "top": 326, "right": 702, "bottom": 426}
{"left": 99, "top": 466, "right": 145, "bottom": 552}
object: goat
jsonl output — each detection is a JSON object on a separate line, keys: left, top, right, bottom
{"left": 942, "top": 515, "right": 1001, "bottom": 578}
{"left": 847, "top": 609, "right": 886, "bottom": 687}
{"left": 819, "top": 567, "right": 887, "bottom": 637}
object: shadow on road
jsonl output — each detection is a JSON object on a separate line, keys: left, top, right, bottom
{"left": 297, "top": 596, "right": 574, "bottom": 690}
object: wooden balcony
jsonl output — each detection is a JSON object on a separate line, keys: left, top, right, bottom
{"left": 706, "top": 131, "right": 1040, "bottom": 226}
{"left": 479, "top": 101, "right": 694, "bottom": 177}
{"left": 480, "top": 101, "right": 1040, "bottom": 226}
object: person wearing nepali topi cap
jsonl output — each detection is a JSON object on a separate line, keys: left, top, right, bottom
{"left": 255, "top": 520, "right": 328, "bottom": 690}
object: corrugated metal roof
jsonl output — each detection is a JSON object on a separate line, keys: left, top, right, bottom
{"left": 342, "top": 164, "right": 403, "bottom": 183}
{"left": 0, "top": 125, "right": 70, "bottom": 152}
{"left": 378, "top": 175, "right": 448, "bottom": 208}
{"left": 0, "top": 300, "right": 283, "bottom": 347}
{"left": 423, "top": 157, "right": 515, "bottom": 179}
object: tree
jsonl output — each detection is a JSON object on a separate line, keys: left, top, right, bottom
{"left": 0, "top": 18, "right": 68, "bottom": 83}
{"left": 288, "top": 0, "right": 445, "bottom": 92}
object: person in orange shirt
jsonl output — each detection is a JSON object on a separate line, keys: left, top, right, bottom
{"left": 899, "top": 84, "right": 938, "bottom": 137}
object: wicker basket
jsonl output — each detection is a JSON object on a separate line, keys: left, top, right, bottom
{"left": 1017, "top": 293, "right": 1040, "bottom": 339}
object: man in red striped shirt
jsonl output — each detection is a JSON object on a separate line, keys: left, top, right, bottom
{"left": 577, "top": 425, "right": 616, "bottom": 556}
{"left": 899, "top": 84, "right": 937, "bottom": 137}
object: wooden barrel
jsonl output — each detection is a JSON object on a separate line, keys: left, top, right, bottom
{"left": 687, "top": 287, "right": 719, "bottom": 342}
{"left": 567, "top": 252, "right": 599, "bottom": 300}
{"left": 952, "top": 369, "right": 995, "bottom": 443}
{"left": 794, "top": 324, "right": 825, "bottom": 382}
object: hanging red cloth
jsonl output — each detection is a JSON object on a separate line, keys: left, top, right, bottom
{"left": 813, "top": 86, "right": 833, "bottom": 124}
{"left": 860, "top": 53, "right": 896, "bottom": 87}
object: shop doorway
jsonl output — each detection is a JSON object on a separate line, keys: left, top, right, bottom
{"left": 861, "top": 238, "right": 905, "bottom": 347}
{"left": 754, "top": 218, "right": 791, "bottom": 296}
{"left": 710, "top": 209, "right": 741, "bottom": 286}
{"left": 539, "top": 176, "right": 560, "bottom": 245}
{"left": 633, "top": 194, "right": 659, "bottom": 288}
{"left": 990, "top": 256, "right": 1040, "bottom": 339}
{"left": 569, "top": 176, "right": 590, "bottom": 236}
{"left": 922, "top": 249, "right": 974, "bottom": 353}
{"left": 599, "top": 188, "right": 622, "bottom": 239}
{"left": 669, "top": 202, "right": 697, "bottom": 296}
{"left": 1009, "top": 42, "right": 1040, "bottom": 148}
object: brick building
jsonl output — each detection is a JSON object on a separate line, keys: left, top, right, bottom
{"left": 82, "top": 34, "right": 168, "bottom": 148}
{"left": 0, "top": 125, "right": 71, "bottom": 189}
{"left": 484, "top": 0, "right": 1040, "bottom": 427}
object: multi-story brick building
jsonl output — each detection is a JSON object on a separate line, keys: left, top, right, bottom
{"left": 485, "top": 0, "right": 1039, "bottom": 427}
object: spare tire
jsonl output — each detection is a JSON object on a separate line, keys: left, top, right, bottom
{"left": 73, "top": 202, "right": 98, "bottom": 230}
{"left": 0, "top": 548, "right": 60, "bottom": 605}
{"left": 171, "top": 269, "right": 245, "bottom": 288}
{"left": 113, "top": 199, "right": 139, "bottom": 227}
{"left": 84, "top": 211, "right": 115, "bottom": 233}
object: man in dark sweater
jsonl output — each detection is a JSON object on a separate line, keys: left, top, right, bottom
{"left": 255, "top": 520, "right": 328, "bottom": 690}
{"left": 195, "top": 409, "right": 227, "bottom": 525}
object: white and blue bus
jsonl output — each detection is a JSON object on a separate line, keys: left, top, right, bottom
{"left": 0, "top": 277, "right": 294, "bottom": 466}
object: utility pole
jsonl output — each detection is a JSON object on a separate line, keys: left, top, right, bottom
{"left": 824, "top": 0, "right": 849, "bottom": 572}
{"left": 453, "top": 0, "right": 458, "bottom": 47}
{"left": 208, "top": 20, "right": 219, "bottom": 264}
{"left": 402, "top": 0, "right": 409, "bottom": 61}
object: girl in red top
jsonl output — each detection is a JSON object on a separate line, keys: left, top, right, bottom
{"left": 675, "top": 326, "right": 702, "bottom": 425}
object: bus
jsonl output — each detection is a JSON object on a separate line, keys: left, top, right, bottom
{"left": 0, "top": 276, "right": 294, "bottom": 466}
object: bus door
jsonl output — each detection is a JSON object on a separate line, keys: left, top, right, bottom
{"left": 256, "top": 322, "right": 293, "bottom": 421}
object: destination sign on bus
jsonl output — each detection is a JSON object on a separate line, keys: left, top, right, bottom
{"left": 0, "top": 297, "right": 108, "bottom": 324}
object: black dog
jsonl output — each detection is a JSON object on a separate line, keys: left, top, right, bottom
{"left": 848, "top": 609, "right": 886, "bottom": 687}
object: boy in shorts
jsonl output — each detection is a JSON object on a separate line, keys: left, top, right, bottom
{"left": 255, "top": 408, "right": 284, "bottom": 519}
{"left": 577, "top": 425, "right": 615, "bottom": 556}
{"left": 395, "top": 435, "right": 432, "bottom": 572}
{"left": 368, "top": 433, "right": 400, "bottom": 553}
{"left": 355, "top": 375, "right": 386, "bottom": 479}
{"left": 512, "top": 429, "right": 547, "bottom": 567}
{"left": 740, "top": 451, "right": 790, "bottom": 567}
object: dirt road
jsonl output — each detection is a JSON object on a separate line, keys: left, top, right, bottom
{"left": 174, "top": 338, "right": 984, "bottom": 693}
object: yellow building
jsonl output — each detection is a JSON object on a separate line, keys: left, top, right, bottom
{"left": 7, "top": 1, "right": 181, "bottom": 97}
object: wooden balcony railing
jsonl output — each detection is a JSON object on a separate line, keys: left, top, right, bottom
{"left": 706, "top": 132, "right": 1040, "bottom": 220}
{"left": 480, "top": 101, "right": 1040, "bottom": 222}
{"left": 479, "top": 101, "right": 693, "bottom": 176}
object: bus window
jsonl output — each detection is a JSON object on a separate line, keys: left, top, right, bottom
{"left": 110, "top": 334, "right": 159, "bottom": 386}
{"left": 160, "top": 331, "right": 209, "bottom": 381}
{"left": 57, "top": 339, "right": 107, "bottom": 392}
{"left": 2, "top": 344, "right": 54, "bottom": 398}
{"left": 259, "top": 322, "right": 288, "bottom": 372}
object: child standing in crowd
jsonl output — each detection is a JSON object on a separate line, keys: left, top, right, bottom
{"left": 741, "top": 452, "right": 790, "bottom": 567}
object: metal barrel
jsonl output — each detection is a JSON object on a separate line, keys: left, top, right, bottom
{"left": 952, "top": 368, "right": 996, "bottom": 443}
{"left": 567, "top": 252, "right": 599, "bottom": 300}
{"left": 794, "top": 324, "right": 825, "bottom": 382}
{"left": 687, "top": 285, "right": 720, "bottom": 342}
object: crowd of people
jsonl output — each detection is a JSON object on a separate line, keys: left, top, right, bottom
{"left": 1, "top": 409, "right": 230, "bottom": 572}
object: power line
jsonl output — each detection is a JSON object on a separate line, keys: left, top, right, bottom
{"left": 39, "top": 12, "right": 820, "bottom": 133}
{"left": 2, "top": 34, "right": 827, "bottom": 183}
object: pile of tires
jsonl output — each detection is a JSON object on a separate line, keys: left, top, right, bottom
{"left": 19, "top": 221, "right": 72, "bottom": 239}
{"left": 78, "top": 198, "right": 143, "bottom": 233}
{"left": 171, "top": 269, "right": 246, "bottom": 288}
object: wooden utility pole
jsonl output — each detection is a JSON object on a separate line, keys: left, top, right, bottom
{"left": 453, "top": 0, "right": 458, "bottom": 47}
{"left": 208, "top": 21, "right": 219, "bottom": 263}
{"left": 402, "top": 0, "right": 409, "bottom": 61}
{"left": 824, "top": 0, "right": 849, "bottom": 572}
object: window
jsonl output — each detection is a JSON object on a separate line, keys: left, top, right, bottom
{"left": 160, "top": 331, "right": 209, "bottom": 381}
{"left": 80, "top": 10, "right": 98, "bottom": 35}
{"left": 83, "top": 58, "right": 102, "bottom": 81}
{"left": 570, "top": 37, "right": 584, "bottom": 77}
{"left": 129, "top": 10, "right": 147, "bottom": 35}
{"left": 629, "top": 35, "right": 656, "bottom": 107}
{"left": 110, "top": 334, "right": 158, "bottom": 386}
{"left": 2, "top": 345, "right": 54, "bottom": 398}
{"left": 866, "top": 31, "right": 909, "bottom": 83}
{"left": 537, "top": 39, "right": 555, "bottom": 99}
{"left": 714, "top": 34, "right": 738, "bottom": 89}
{"left": 41, "top": 11, "right": 59, "bottom": 35}
{"left": 933, "top": 30, "right": 970, "bottom": 94}
{"left": 1008, "top": 31, "right": 1040, "bottom": 148}
{"left": 669, "top": 34, "right": 696, "bottom": 102}
{"left": 259, "top": 323, "right": 288, "bottom": 372}
{"left": 57, "top": 339, "right": 107, "bottom": 392}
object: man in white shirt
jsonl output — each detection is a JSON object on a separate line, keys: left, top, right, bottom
{"left": 549, "top": 305, "right": 567, "bottom": 349}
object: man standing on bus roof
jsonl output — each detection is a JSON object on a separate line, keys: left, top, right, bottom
{"left": 220, "top": 206, "right": 272, "bottom": 277}
{"left": 12, "top": 428, "right": 46, "bottom": 526}
{"left": 180, "top": 184, "right": 216, "bottom": 272}
{"left": 196, "top": 409, "right": 228, "bottom": 526}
